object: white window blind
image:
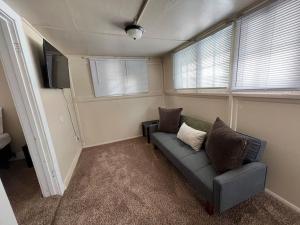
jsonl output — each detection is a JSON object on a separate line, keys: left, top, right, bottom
{"left": 234, "top": 0, "right": 300, "bottom": 90}
{"left": 89, "top": 58, "right": 148, "bottom": 97}
{"left": 125, "top": 60, "right": 148, "bottom": 94}
{"left": 173, "top": 43, "right": 197, "bottom": 89}
{"left": 173, "top": 24, "right": 233, "bottom": 89}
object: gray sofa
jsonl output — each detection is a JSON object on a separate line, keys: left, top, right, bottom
{"left": 149, "top": 115, "right": 267, "bottom": 214}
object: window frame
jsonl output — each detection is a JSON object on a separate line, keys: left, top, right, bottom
{"left": 172, "top": 0, "right": 300, "bottom": 97}
{"left": 172, "top": 24, "right": 234, "bottom": 91}
{"left": 232, "top": 0, "right": 300, "bottom": 92}
{"left": 89, "top": 57, "right": 149, "bottom": 98}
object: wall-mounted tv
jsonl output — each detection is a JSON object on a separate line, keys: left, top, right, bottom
{"left": 42, "top": 39, "right": 70, "bottom": 89}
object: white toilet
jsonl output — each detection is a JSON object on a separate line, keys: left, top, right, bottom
{"left": 0, "top": 107, "right": 11, "bottom": 150}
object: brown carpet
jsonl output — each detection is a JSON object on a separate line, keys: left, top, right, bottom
{"left": 1, "top": 138, "right": 300, "bottom": 225}
{"left": 0, "top": 160, "right": 61, "bottom": 225}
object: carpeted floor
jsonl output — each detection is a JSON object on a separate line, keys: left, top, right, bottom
{"left": 1, "top": 137, "right": 300, "bottom": 225}
{"left": 0, "top": 160, "right": 61, "bottom": 225}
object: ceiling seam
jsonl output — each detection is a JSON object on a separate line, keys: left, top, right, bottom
{"left": 34, "top": 25, "right": 187, "bottom": 42}
{"left": 64, "top": 0, "right": 80, "bottom": 31}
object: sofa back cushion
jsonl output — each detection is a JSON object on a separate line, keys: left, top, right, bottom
{"left": 180, "top": 115, "right": 266, "bottom": 164}
{"left": 238, "top": 133, "right": 267, "bottom": 163}
{"left": 180, "top": 115, "right": 211, "bottom": 133}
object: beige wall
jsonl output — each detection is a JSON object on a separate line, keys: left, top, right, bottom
{"left": 235, "top": 98, "right": 300, "bottom": 208}
{"left": 163, "top": 55, "right": 300, "bottom": 208}
{"left": 0, "top": 62, "right": 26, "bottom": 154}
{"left": 165, "top": 95, "right": 228, "bottom": 124}
{"left": 68, "top": 56, "right": 164, "bottom": 147}
{"left": 23, "top": 22, "right": 82, "bottom": 186}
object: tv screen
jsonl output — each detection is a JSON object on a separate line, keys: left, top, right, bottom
{"left": 42, "top": 39, "right": 70, "bottom": 89}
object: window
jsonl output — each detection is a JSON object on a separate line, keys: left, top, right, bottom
{"left": 173, "top": 43, "right": 197, "bottom": 89}
{"left": 89, "top": 58, "right": 148, "bottom": 97}
{"left": 234, "top": 0, "right": 300, "bottom": 90}
{"left": 173, "top": 24, "right": 233, "bottom": 89}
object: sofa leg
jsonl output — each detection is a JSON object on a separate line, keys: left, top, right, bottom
{"left": 153, "top": 144, "right": 158, "bottom": 150}
{"left": 204, "top": 201, "right": 214, "bottom": 215}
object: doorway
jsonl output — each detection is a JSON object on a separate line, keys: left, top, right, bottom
{"left": 0, "top": 1, "right": 66, "bottom": 223}
{"left": 0, "top": 58, "right": 44, "bottom": 222}
{"left": 0, "top": 0, "right": 64, "bottom": 197}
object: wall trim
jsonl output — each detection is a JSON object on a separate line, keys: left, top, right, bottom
{"left": 165, "top": 89, "right": 300, "bottom": 102}
{"left": 64, "top": 147, "right": 82, "bottom": 188}
{"left": 265, "top": 188, "right": 300, "bottom": 213}
{"left": 83, "top": 135, "right": 143, "bottom": 149}
{"left": 165, "top": 90, "right": 229, "bottom": 99}
{"left": 74, "top": 92, "right": 163, "bottom": 103}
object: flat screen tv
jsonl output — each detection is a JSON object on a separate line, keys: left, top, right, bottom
{"left": 42, "top": 39, "right": 70, "bottom": 89}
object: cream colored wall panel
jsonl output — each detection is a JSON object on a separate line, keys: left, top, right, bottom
{"left": 40, "top": 89, "right": 81, "bottom": 180}
{"left": 83, "top": 32, "right": 184, "bottom": 57}
{"left": 68, "top": 56, "right": 94, "bottom": 98}
{"left": 141, "top": 0, "right": 257, "bottom": 40}
{"left": 162, "top": 55, "right": 173, "bottom": 91}
{"left": 148, "top": 62, "right": 163, "bottom": 93}
{"left": 3, "top": 0, "right": 74, "bottom": 29}
{"left": 23, "top": 21, "right": 82, "bottom": 186}
{"left": 165, "top": 95, "right": 228, "bottom": 123}
{"left": 65, "top": 0, "right": 141, "bottom": 35}
{"left": 68, "top": 55, "right": 165, "bottom": 147}
{"left": 0, "top": 62, "right": 26, "bottom": 154}
{"left": 236, "top": 99, "right": 300, "bottom": 208}
{"left": 77, "top": 96, "right": 164, "bottom": 146}
{"left": 69, "top": 56, "right": 164, "bottom": 99}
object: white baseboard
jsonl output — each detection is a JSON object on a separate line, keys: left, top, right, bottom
{"left": 64, "top": 147, "right": 82, "bottom": 188}
{"left": 83, "top": 135, "right": 143, "bottom": 149}
{"left": 265, "top": 188, "right": 300, "bottom": 213}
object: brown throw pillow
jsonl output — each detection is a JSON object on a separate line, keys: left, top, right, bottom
{"left": 205, "top": 117, "right": 248, "bottom": 173}
{"left": 158, "top": 107, "right": 183, "bottom": 133}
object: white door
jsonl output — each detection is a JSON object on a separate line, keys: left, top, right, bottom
{"left": 0, "top": 179, "right": 18, "bottom": 225}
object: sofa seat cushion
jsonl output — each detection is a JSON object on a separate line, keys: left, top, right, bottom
{"left": 181, "top": 151, "right": 210, "bottom": 172}
{"left": 191, "top": 165, "right": 217, "bottom": 201}
{"left": 151, "top": 132, "right": 193, "bottom": 159}
{"left": 151, "top": 132, "right": 216, "bottom": 202}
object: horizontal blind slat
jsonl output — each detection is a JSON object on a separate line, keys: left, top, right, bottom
{"left": 234, "top": 0, "right": 300, "bottom": 90}
{"left": 174, "top": 24, "right": 233, "bottom": 89}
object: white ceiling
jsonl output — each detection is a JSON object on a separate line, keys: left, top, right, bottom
{"left": 4, "top": 0, "right": 258, "bottom": 57}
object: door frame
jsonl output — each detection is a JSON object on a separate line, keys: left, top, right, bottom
{"left": 0, "top": 0, "right": 65, "bottom": 196}
{"left": 0, "top": 180, "right": 18, "bottom": 225}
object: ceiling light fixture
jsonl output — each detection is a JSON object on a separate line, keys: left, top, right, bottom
{"left": 125, "top": 24, "right": 144, "bottom": 40}
{"left": 125, "top": 0, "right": 149, "bottom": 40}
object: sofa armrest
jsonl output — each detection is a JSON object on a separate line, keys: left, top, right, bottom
{"left": 213, "top": 162, "right": 267, "bottom": 213}
{"left": 147, "top": 123, "right": 159, "bottom": 143}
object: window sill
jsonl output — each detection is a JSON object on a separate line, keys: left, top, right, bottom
{"left": 74, "top": 91, "right": 164, "bottom": 103}
{"left": 165, "top": 90, "right": 229, "bottom": 98}
{"left": 165, "top": 89, "right": 300, "bottom": 100}
{"left": 232, "top": 91, "right": 300, "bottom": 100}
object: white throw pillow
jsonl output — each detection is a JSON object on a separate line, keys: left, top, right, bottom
{"left": 177, "top": 122, "right": 207, "bottom": 151}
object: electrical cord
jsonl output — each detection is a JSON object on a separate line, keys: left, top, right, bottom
{"left": 61, "top": 89, "right": 80, "bottom": 142}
